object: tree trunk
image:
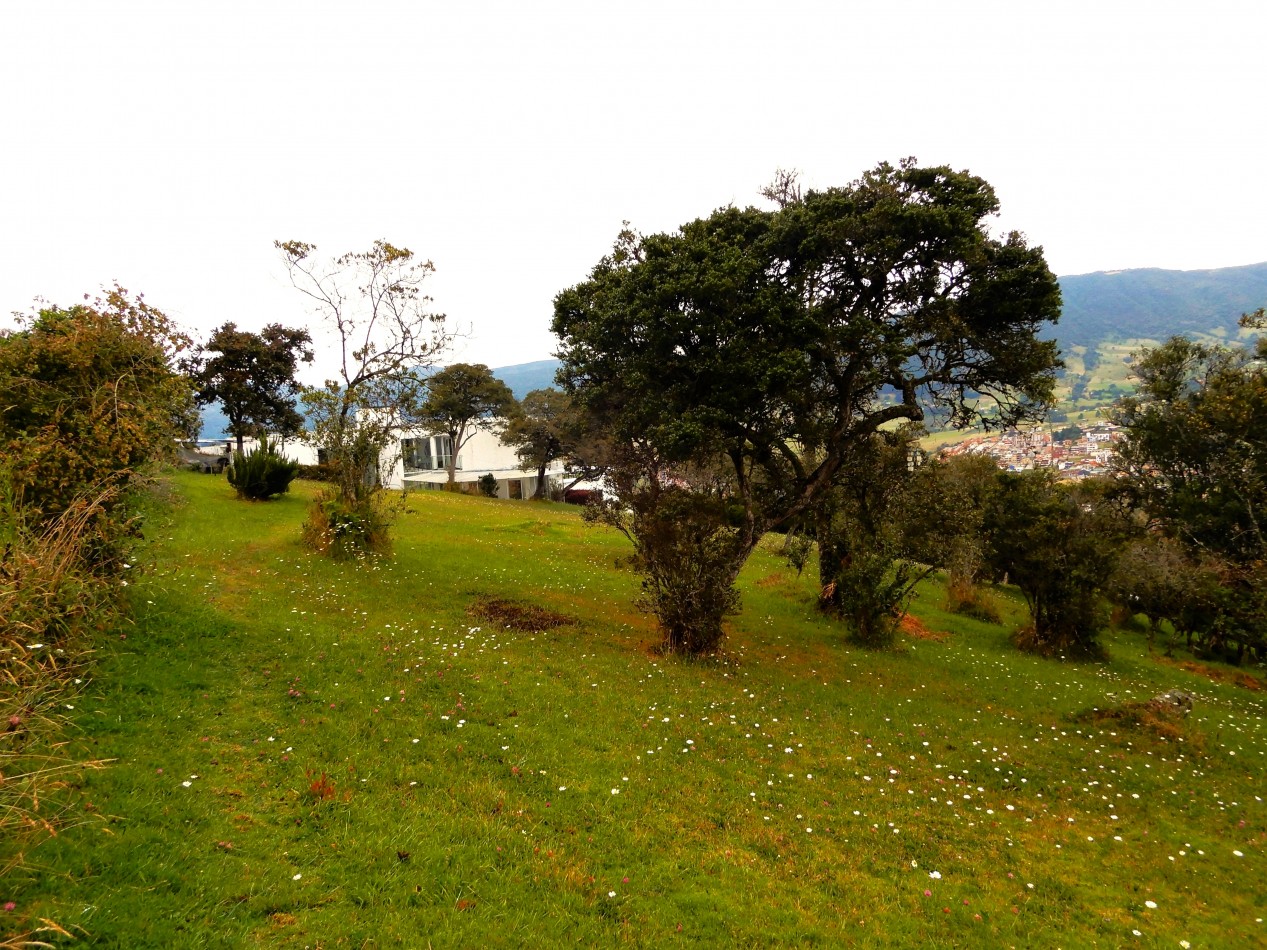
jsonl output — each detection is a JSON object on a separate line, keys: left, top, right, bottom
{"left": 816, "top": 505, "right": 848, "bottom": 613}
{"left": 532, "top": 462, "right": 547, "bottom": 499}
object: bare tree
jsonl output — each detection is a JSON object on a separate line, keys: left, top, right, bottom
{"left": 276, "top": 240, "right": 451, "bottom": 549}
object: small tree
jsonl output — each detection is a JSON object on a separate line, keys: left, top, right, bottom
{"left": 982, "top": 472, "right": 1132, "bottom": 657}
{"left": 277, "top": 239, "right": 449, "bottom": 554}
{"left": 586, "top": 454, "right": 743, "bottom": 655}
{"left": 920, "top": 453, "right": 1004, "bottom": 619}
{"left": 816, "top": 429, "right": 940, "bottom": 647}
{"left": 409, "top": 363, "right": 515, "bottom": 485}
{"left": 186, "top": 322, "right": 313, "bottom": 453}
{"left": 499, "top": 387, "right": 572, "bottom": 499}
{"left": 1105, "top": 535, "right": 1223, "bottom": 654}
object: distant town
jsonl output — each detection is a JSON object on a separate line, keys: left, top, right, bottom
{"left": 937, "top": 421, "right": 1123, "bottom": 478}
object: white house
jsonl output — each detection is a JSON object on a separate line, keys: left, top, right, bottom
{"left": 203, "top": 423, "right": 567, "bottom": 501}
{"left": 388, "top": 426, "right": 567, "bottom": 499}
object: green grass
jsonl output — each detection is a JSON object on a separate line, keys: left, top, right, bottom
{"left": 6, "top": 472, "right": 1266, "bottom": 947}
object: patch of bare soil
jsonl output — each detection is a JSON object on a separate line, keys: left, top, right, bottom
{"left": 469, "top": 597, "right": 574, "bottom": 632}
{"left": 1156, "top": 656, "right": 1263, "bottom": 691}
{"left": 900, "top": 615, "right": 948, "bottom": 642}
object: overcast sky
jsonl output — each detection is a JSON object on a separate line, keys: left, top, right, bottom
{"left": 3, "top": 1, "right": 1264, "bottom": 378}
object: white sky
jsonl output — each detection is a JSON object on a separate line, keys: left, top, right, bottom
{"left": 3, "top": 1, "right": 1264, "bottom": 378}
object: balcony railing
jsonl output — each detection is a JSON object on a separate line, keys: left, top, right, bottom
{"left": 402, "top": 453, "right": 462, "bottom": 475}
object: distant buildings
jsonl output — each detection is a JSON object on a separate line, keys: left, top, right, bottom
{"left": 937, "top": 422, "right": 1123, "bottom": 478}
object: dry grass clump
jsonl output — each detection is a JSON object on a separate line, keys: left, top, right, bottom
{"left": 1, "top": 488, "right": 117, "bottom": 909}
{"left": 1070, "top": 698, "right": 1199, "bottom": 745}
{"left": 469, "top": 597, "right": 574, "bottom": 632}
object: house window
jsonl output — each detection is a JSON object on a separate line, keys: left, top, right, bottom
{"left": 402, "top": 437, "right": 434, "bottom": 474}
{"left": 508, "top": 479, "right": 522, "bottom": 500}
{"left": 434, "top": 434, "right": 453, "bottom": 472}
{"left": 401, "top": 435, "right": 462, "bottom": 474}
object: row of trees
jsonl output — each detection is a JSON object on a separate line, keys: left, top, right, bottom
{"left": 1108, "top": 309, "right": 1266, "bottom": 662}
{"left": 178, "top": 168, "right": 1264, "bottom": 663}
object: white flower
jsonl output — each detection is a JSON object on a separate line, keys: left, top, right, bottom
{"left": 929, "top": 871, "right": 942, "bottom": 880}
{"left": 293, "top": 873, "right": 302, "bottom": 880}
{"left": 607, "top": 890, "right": 616, "bottom": 898}
{"left": 611, "top": 788, "right": 620, "bottom": 795}
{"left": 1144, "top": 900, "right": 1157, "bottom": 909}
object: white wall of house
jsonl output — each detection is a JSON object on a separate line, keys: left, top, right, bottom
{"left": 218, "top": 423, "right": 564, "bottom": 502}
{"left": 387, "top": 426, "right": 566, "bottom": 500}
{"left": 202, "top": 435, "right": 321, "bottom": 466}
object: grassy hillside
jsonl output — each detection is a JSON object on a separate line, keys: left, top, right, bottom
{"left": 8, "top": 473, "right": 1265, "bottom": 947}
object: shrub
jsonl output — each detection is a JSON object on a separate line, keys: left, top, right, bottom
{"left": 820, "top": 542, "right": 923, "bottom": 648}
{"left": 946, "top": 583, "right": 1003, "bottom": 624}
{"left": 227, "top": 437, "right": 299, "bottom": 501}
{"left": 589, "top": 484, "right": 743, "bottom": 656}
{"left": 0, "top": 287, "right": 195, "bottom": 533}
{"left": 478, "top": 473, "right": 499, "bottom": 497}
{"left": 301, "top": 489, "right": 391, "bottom": 560}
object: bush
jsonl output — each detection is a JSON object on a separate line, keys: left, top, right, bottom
{"left": 478, "top": 473, "right": 499, "bottom": 497}
{"left": 945, "top": 583, "right": 1003, "bottom": 624}
{"left": 227, "top": 437, "right": 299, "bottom": 500}
{"left": 589, "top": 485, "right": 743, "bottom": 656}
{"left": 301, "top": 489, "right": 391, "bottom": 560}
{"left": 820, "top": 543, "right": 922, "bottom": 648}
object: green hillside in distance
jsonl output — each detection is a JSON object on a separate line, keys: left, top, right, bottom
{"left": 491, "top": 358, "right": 562, "bottom": 399}
{"left": 1056, "top": 261, "right": 1267, "bottom": 348}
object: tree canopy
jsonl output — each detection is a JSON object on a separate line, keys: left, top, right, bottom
{"left": 1113, "top": 328, "right": 1267, "bottom": 565}
{"left": 410, "top": 363, "right": 516, "bottom": 485}
{"left": 277, "top": 239, "right": 449, "bottom": 555}
{"left": 499, "top": 387, "right": 573, "bottom": 498}
{"left": 186, "top": 322, "right": 313, "bottom": 452}
{"left": 0, "top": 286, "right": 195, "bottom": 526}
{"left": 553, "top": 160, "right": 1063, "bottom": 652}
{"left": 1112, "top": 312, "right": 1267, "bottom": 655}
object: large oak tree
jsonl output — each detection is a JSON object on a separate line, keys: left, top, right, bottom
{"left": 553, "top": 160, "right": 1062, "bottom": 653}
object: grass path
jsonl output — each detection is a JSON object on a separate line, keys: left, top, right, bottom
{"left": 8, "top": 472, "right": 1266, "bottom": 947}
